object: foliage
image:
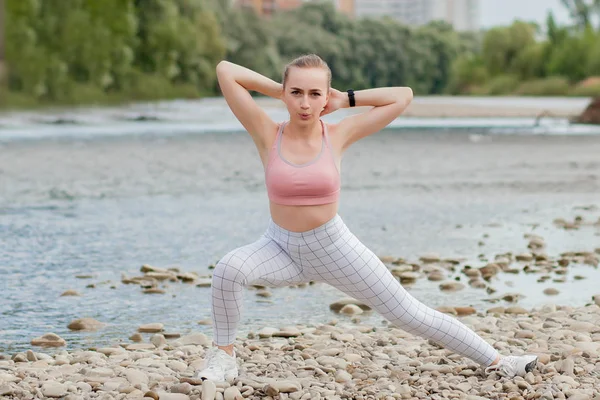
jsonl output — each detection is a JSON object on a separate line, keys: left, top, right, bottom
{"left": 4, "top": 0, "right": 600, "bottom": 108}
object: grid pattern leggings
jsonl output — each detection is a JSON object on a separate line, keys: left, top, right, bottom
{"left": 210, "top": 215, "right": 498, "bottom": 367}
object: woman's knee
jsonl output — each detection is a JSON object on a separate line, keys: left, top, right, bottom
{"left": 212, "top": 250, "right": 252, "bottom": 289}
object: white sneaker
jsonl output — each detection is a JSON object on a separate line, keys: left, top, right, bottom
{"left": 485, "top": 355, "right": 538, "bottom": 378}
{"left": 197, "top": 347, "right": 239, "bottom": 382}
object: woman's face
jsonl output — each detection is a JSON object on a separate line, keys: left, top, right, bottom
{"left": 283, "top": 67, "right": 329, "bottom": 124}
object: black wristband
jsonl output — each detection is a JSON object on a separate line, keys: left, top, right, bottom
{"left": 347, "top": 89, "right": 355, "bottom": 107}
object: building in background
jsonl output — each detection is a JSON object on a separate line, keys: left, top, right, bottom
{"left": 354, "top": 0, "right": 480, "bottom": 31}
{"left": 233, "top": 0, "right": 354, "bottom": 18}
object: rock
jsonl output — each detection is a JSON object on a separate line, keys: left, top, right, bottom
{"left": 273, "top": 327, "right": 302, "bottom": 337}
{"left": 68, "top": 318, "right": 105, "bottom": 331}
{"left": 60, "top": 289, "right": 81, "bottom": 296}
{"left": 223, "top": 387, "right": 243, "bottom": 400}
{"left": 141, "top": 264, "right": 167, "bottom": 273}
{"left": 515, "top": 253, "right": 534, "bottom": 262}
{"left": 264, "top": 381, "right": 301, "bottom": 394}
{"left": 427, "top": 271, "right": 445, "bottom": 281}
{"left": 419, "top": 253, "right": 440, "bottom": 263}
{"left": 143, "top": 391, "right": 160, "bottom": 400}
{"left": 436, "top": 306, "right": 457, "bottom": 315}
{"left": 515, "top": 330, "right": 535, "bottom": 339}
{"left": 574, "top": 97, "right": 600, "bottom": 124}
{"left": 172, "top": 333, "right": 210, "bottom": 346}
{"left": 379, "top": 255, "right": 395, "bottom": 264}
{"left": 454, "top": 306, "right": 476, "bottom": 316}
{"left": 329, "top": 298, "right": 371, "bottom": 313}
{"left": 143, "top": 288, "right": 166, "bottom": 294}
{"left": 399, "top": 272, "right": 420, "bottom": 284}
{"left": 543, "top": 288, "right": 560, "bottom": 296}
{"left": 196, "top": 279, "right": 212, "bottom": 288}
{"left": 31, "top": 333, "right": 66, "bottom": 347}
{"left": 96, "top": 347, "right": 126, "bottom": 356}
{"left": 527, "top": 237, "right": 545, "bottom": 249}
{"left": 130, "top": 333, "right": 143, "bottom": 342}
{"left": 157, "top": 394, "right": 190, "bottom": 400}
{"left": 339, "top": 304, "right": 363, "bottom": 315}
{"left": 258, "top": 327, "right": 279, "bottom": 338}
{"left": 593, "top": 294, "right": 600, "bottom": 306}
{"left": 202, "top": 380, "right": 216, "bottom": 400}
{"left": 150, "top": 334, "right": 167, "bottom": 348}
{"left": 125, "top": 369, "right": 149, "bottom": 386}
{"left": 126, "top": 343, "right": 155, "bottom": 351}
{"left": 0, "top": 384, "right": 16, "bottom": 396}
{"left": 169, "top": 383, "right": 192, "bottom": 395}
{"left": 335, "top": 370, "right": 353, "bottom": 383}
{"left": 505, "top": 306, "right": 528, "bottom": 314}
{"left": 41, "top": 382, "right": 68, "bottom": 398}
{"left": 486, "top": 307, "right": 505, "bottom": 314}
{"left": 138, "top": 323, "right": 164, "bottom": 333}
{"left": 439, "top": 282, "right": 465, "bottom": 292}
{"left": 25, "top": 349, "right": 37, "bottom": 361}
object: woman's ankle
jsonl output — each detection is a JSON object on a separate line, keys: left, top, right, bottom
{"left": 216, "top": 344, "right": 235, "bottom": 357}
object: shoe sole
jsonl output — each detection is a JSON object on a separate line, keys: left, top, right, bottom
{"left": 525, "top": 358, "right": 538, "bottom": 373}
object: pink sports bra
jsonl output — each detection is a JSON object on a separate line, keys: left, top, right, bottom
{"left": 265, "top": 121, "right": 340, "bottom": 206}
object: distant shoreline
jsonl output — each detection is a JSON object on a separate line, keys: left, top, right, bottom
{"left": 253, "top": 96, "right": 593, "bottom": 119}
{"left": 0, "top": 95, "right": 593, "bottom": 120}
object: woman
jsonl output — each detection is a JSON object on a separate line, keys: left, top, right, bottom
{"left": 198, "top": 54, "right": 538, "bottom": 382}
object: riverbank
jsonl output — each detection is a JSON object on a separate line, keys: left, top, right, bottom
{"left": 252, "top": 96, "right": 593, "bottom": 119}
{"left": 1, "top": 302, "right": 600, "bottom": 399}
{"left": 0, "top": 95, "right": 593, "bottom": 120}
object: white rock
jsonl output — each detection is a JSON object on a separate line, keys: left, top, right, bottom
{"left": 156, "top": 394, "right": 190, "bottom": 400}
{"left": 42, "top": 382, "right": 68, "bottom": 398}
{"left": 125, "top": 369, "right": 148, "bottom": 386}
{"left": 172, "top": 333, "right": 210, "bottom": 346}
{"left": 258, "top": 327, "right": 279, "bottom": 338}
{"left": 339, "top": 304, "right": 363, "bottom": 315}
{"left": 223, "top": 386, "right": 243, "bottom": 400}
{"left": 334, "top": 370, "right": 352, "bottom": 383}
{"left": 202, "top": 379, "right": 217, "bottom": 400}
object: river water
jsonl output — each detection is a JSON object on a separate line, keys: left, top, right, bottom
{"left": 1, "top": 97, "right": 600, "bottom": 355}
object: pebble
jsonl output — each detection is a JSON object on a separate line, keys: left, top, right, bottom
{"left": 3, "top": 302, "right": 598, "bottom": 399}
{"left": 138, "top": 323, "right": 164, "bottom": 333}
{"left": 67, "top": 317, "right": 105, "bottom": 331}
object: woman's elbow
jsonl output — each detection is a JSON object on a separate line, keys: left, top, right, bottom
{"left": 398, "top": 87, "right": 413, "bottom": 106}
{"left": 216, "top": 60, "right": 231, "bottom": 75}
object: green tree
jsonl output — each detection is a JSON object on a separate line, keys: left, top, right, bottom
{"left": 482, "top": 21, "right": 537, "bottom": 77}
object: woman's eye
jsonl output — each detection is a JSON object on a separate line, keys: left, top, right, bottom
{"left": 291, "top": 91, "right": 299, "bottom": 95}
{"left": 312, "top": 93, "right": 321, "bottom": 96}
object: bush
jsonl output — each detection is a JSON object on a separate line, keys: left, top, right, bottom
{"left": 484, "top": 74, "right": 520, "bottom": 95}
{"left": 515, "top": 76, "right": 570, "bottom": 96}
{"left": 569, "top": 84, "right": 600, "bottom": 97}
{"left": 127, "top": 72, "right": 200, "bottom": 101}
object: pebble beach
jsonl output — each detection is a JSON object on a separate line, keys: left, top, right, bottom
{"left": 2, "top": 300, "right": 600, "bottom": 399}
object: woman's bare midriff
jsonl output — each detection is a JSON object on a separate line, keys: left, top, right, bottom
{"left": 269, "top": 201, "right": 338, "bottom": 232}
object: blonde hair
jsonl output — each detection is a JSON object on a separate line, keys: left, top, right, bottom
{"left": 282, "top": 54, "right": 331, "bottom": 89}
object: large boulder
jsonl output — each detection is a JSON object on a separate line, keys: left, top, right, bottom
{"left": 574, "top": 97, "right": 600, "bottom": 124}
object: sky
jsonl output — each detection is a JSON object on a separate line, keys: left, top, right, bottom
{"left": 480, "top": 0, "right": 573, "bottom": 28}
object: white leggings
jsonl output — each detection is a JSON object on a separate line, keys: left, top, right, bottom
{"left": 210, "top": 215, "right": 498, "bottom": 367}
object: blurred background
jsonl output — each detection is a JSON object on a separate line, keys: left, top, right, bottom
{"left": 2, "top": 0, "right": 600, "bottom": 106}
